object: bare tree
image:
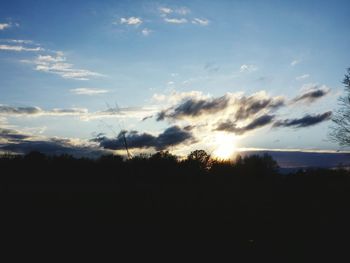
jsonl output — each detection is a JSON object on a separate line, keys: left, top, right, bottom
{"left": 329, "top": 68, "right": 350, "bottom": 147}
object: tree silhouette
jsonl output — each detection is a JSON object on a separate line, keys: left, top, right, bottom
{"left": 330, "top": 68, "right": 350, "bottom": 146}
{"left": 185, "top": 149, "right": 211, "bottom": 171}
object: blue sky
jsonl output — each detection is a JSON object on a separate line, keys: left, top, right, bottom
{"left": 1, "top": 0, "right": 350, "bottom": 159}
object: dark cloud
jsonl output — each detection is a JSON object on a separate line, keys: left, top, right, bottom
{"left": 293, "top": 88, "right": 329, "bottom": 104}
{"left": 0, "top": 105, "right": 87, "bottom": 116}
{"left": 142, "top": 115, "right": 153, "bottom": 121}
{"left": 0, "top": 127, "right": 106, "bottom": 157}
{"left": 216, "top": 115, "right": 275, "bottom": 135}
{"left": 0, "top": 127, "right": 30, "bottom": 141}
{"left": 1, "top": 137, "right": 105, "bottom": 157}
{"left": 234, "top": 96, "right": 284, "bottom": 120}
{"left": 157, "top": 96, "right": 230, "bottom": 121}
{"left": 273, "top": 111, "right": 332, "bottom": 128}
{"left": 94, "top": 125, "right": 194, "bottom": 151}
{"left": 0, "top": 105, "right": 41, "bottom": 115}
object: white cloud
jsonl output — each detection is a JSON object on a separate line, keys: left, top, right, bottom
{"left": 0, "top": 44, "right": 43, "bottom": 52}
{"left": 176, "top": 7, "right": 191, "bottom": 15}
{"left": 240, "top": 64, "right": 258, "bottom": 73}
{"left": 70, "top": 88, "right": 109, "bottom": 95}
{"left": 28, "top": 53, "right": 103, "bottom": 80}
{"left": 120, "top": 17, "right": 142, "bottom": 26}
{"left": 290, "top": 59, "right": 301, "bottom": 66}
{"left": 159, "top": 7, "right": 173, "bottom": 15}
{"left": 159, "top": 6, "right": 190, "bottom": 16}
{"left": 0, "top": 39, "right": 34, "bottom": 44}
{"left": 192, "top": 18, "right": 210, "bottom": 26}
{"left": 141, "top": 28, "right": 153, "bottom": 36}
{"left": 152, "top": 90, "right": 209, "bottom": 106}
{"left": 0, "top": 22, "right": 19, "bottom": 30}
{"left": 296, "top": 74, "right": 310, "bottom": 81}
{"left": 164, "top": 18, "right": 188, "bottom": 24}
{"left": 0, "top": 23, "right": 10, "bottom": 30}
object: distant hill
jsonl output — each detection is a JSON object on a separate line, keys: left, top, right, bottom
{"left": 240, "top": 150, "right": 350, "bottom": 169}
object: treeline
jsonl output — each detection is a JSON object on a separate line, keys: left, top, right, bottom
{"left": 3, "top": 150, "right": 350, "bottom": 253}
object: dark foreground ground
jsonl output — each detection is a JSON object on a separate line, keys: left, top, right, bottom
{"left": 2, "top": 151, "right": 350, "bottom": 260}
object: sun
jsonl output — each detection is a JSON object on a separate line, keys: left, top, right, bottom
{"left": 212, "top": 133, "right": 237, "bottom": 160}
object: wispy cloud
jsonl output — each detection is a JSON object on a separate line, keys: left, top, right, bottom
{"left": 0, "top": 105, "right": 87, "bottom": 116}
{"left": 192, "top": 18, "right": 210, "bottom": 26}
{"left": 240, "top": 64, "right": 258, "bottom": 73}
{"left": 70, "top": 88, "right": 109, "bottom": 95}
{"left": 292, "top": 85, "right": 330, "bottom": 104}
{"left": 0, "top": 103, "right": 157, "bottom": 121}
{"left": 141, "top": 28, "right": 153, "bottom": 36}
{"left": 155, "top": 91, "right": 284, "bottom": 122}
{"left": 273, "top": 111, "right": 332, "bottom": 128}
{"left": 120, "top": 17, "right": 143, "bottom": 26}
{"left": 157, "top": 95, "right": 230, "bottom": 121}
{"left": 159, "top": 6, "right": 190, "bottom": 16}
{"left": 0, "top": 39, "right": 36, "bottom": 44}
{"left": 216, "top": 115, "right": 275, "bottom": 135}
{"left": 164, "top": 18, "right": 188, "bottom": 24}
{"left": 176, "top": 7, "right": 191, "bottom": 15}
{"left": 159, "top": 7, "right": 173, "bottom": 15}
{"left": 0, "top": 44, "right": 43, "bottom": 52}
{"left": 296, "top": 74, "right": 310, "bottom": 81}
{"left": 290, "top": 59, "right": 301, "bottom": 66}
{"left": 234, "top": 94, "right": 284, "bottom": 120}
{"left": 26, "top": 53, "right": 103, "bottom": 80}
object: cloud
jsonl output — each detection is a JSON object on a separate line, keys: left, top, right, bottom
{"left": 159, "top": 6, "right": 190, "bottom": 16}
{"left": 120, "top": 17, "right": 142, "bottom": 26}
{"left": 273, "top": 111, "right": 332, "bottom": 128}
{"left": 157, "top": 95, "right": 230, "bottom": 121}
{"left": 27, "top": 53, "right": 103, "bottom": 80}
{"left": 292, "top": 86, "right": 330, "bottom": 104}
{"left": 240, "top": 64, "right": 258, "bottom": 73}
{"left": 164, "top": 18, "right": 188, "bottom": 24}
{"left": 234, "top": 94, "right": 285, "bottom": 120}
{"left": 204, "top": 62, "right": 219, "bottom": 73}
{"left": 141, "top": 28, "right": 153, "bottom": 36}
{"left": 0, "top": 105, "right": 42, "bottom": 115}
{"left": 296, "top": 74, "right": 310, "bottom": 81}
{"left": 1, "top": 137, "right": 105, "bottom": 157}
{"left": 0, "top": 105, "right": 87, "bottom": 116}
{"left": 0, "top": 127, "right": 30, "bottom": 141}
{"left": 192, "top": 18, "right": 210, "bottom": 26}
{"left": 94, "top": 125, "right": 194, "bottom": 151}
{"left": 290, "top": 59, "right": 301, "bottom": 66}
{"left": 0, "top": 39, "right": 34, "bottom": 44}
{"left": 0, "top": 23, "right": 10, "bottom": 30}
{"left": 155, "top": 91, "right": 285, "bottom": 126}
{"left": 176, "top": 7, "right": 191, "bottom": 15}
{"left": 70, "top": 88, "right": 109, "bottom": 95}
{"left": 159, "top": 7, "right": 173, "bottom": 15}
{"left": 215, "top": 115, "right": 275, "bottom": 135}
{"left": 0, "top": 44, "right": 43, "bottom": 52}
{"left": 0, "top": 127, "right": 106, "bottom": 157}
{"left": 0, "top": 103, "right": 157, "bottom": 121}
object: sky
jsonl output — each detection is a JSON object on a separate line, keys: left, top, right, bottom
{"left": 1, "top": 0, "right": 350, "bottom": 162}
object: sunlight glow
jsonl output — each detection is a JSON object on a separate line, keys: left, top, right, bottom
{"left": 212, "top": 133, "right": 237, "bottom": 160}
